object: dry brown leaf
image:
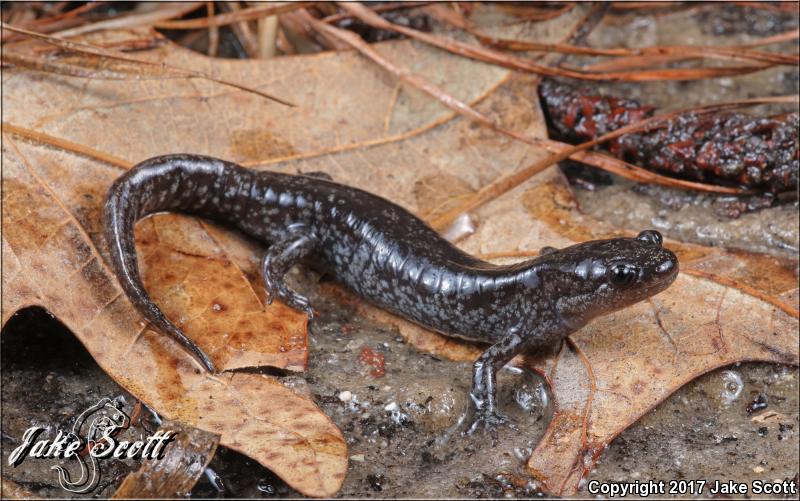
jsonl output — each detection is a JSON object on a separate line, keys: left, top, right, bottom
{"left": 2, "top": 10, "right": 796, "bottom": 498}
{"left": 154, "top": 2, "right": 309, "bottom": 30}
{"left": 113, "top": 418, "right": 219, "bottom": 498}
{"left": 136, "top": 214, "right": 308, "bottom": 371}
{"left": 333, "top": 169, "right": 798, "bottom": 495}
{"left": 1, "top": 143, "right": 347, "bottom": 497}
{"left": 0, "top": 22, "right": 295, "bottom": 106}
{"left": 2, "top": 16, "right": 573, "bottom": 495}
{"left": 523, "top": 273, "right": 797, "bottom": 494}
{"left": 339, "top": 2, "right": 777, "bottom": 82}
{"left": 0, "top": 477, "right": 39, "bottom": 500}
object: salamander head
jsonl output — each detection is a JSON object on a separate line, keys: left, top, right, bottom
{"left": 544, "top": 230, "right": 679, "bottom": 330}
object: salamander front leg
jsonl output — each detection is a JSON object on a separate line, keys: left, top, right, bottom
{"left": 261, "top": 228, "right": 318, "bottom": 319}
{"left": 465, "top": 327, "right": 527, "bottom": 435}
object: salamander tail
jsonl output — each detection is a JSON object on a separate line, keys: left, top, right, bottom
{"left": 103, "top": 158, "right": 217, "bottom": 372}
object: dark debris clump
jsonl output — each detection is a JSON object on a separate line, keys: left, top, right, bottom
{"left": 696, "top": 4, "right": 799, "bottom": 37}
{"left": 539, "top": 79, "right": 799, "bottom": 194}
{"left": 336, "top": 7, "right": 432, "bottom": 43}
{"left": 621, "top": 112, "right": 799, "bottom": 194}
{"left": 539, "top": 78, "right": 655, "bottom": 140}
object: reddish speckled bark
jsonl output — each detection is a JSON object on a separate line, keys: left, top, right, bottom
{"left": 539, "top": 79, "right": 798, "bottom": 193}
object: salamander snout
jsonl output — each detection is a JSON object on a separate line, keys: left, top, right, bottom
{"left": 631, "top": 229, "right": 678, "bottom": 281}
{"left": 655, "top": 254, "right": 677, "bottom": 276}
{"left": 645, "top": 247, "right": 679, "bottom": 299}
{"left": 550, "top": 230, "right": 680, "bottom": 330}
{"left": 638, "top": 229, "right": 679, "bottom": 282}
{"left": 641, "top": 233, "right": 679, "bottom": 285}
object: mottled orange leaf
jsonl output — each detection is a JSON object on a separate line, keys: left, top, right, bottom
{"left": 136, "top": 214, "right": 307, "bottom": 371}
{"left": 3, "top": 6, "right": 794, "bottom": 497}
{"left": 1, "top": 144, "right": 346, "bottom": 497}
{"left": 3, "top": 13, "right": 569, "bottom": 495}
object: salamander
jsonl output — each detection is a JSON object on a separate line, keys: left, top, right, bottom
{"left": 104, "top": 154, "right": 679, "bottom": 431}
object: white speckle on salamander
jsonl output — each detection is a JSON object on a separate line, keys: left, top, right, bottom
{"left": 104, "top": 154, "right": 679, "bottom": 423}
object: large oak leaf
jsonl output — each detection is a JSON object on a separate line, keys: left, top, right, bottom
{"left": 1, "top": 143, "right": 346, "bottom": 496}
{"left": 4, "top": 5, "right": 796, "bottom": 496}
{"left": 2, "top": 9, "right": 586, "bottom": 494}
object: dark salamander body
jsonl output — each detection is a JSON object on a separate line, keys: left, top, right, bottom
{"left": 105, "top": 154, "right": 679, "bottom": 431}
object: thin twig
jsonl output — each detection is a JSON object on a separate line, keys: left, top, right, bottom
{"left": 343, "top": 2, "right": 774, "bottom": 82}
{"left": 0, "top": 2, "right": 101, "bottom": 42}
{"left": 1, "top": 22, "right": 296, "bottom": 107}
{"left": 321, "top": 2, "right": 434, "bottom": 24}
{"left": 155, "top": 2, "right": 310, "bottom": 30}
{"left": 52, "top": 2, "right": 204, "bottom": 38}
{"left": 222, "top": 1, "right": 259, "bottom": 57}
{"left": 207, "top": 1, "right": 219, "bottom": 57}
{"left": 258, "top": 15, "right": 279, "bottom": 59}
{"left": 2, "top": 122, "right": 132, "bottom": 169}
{"left": 301, "top": 8, "right": 771, "bottom": 234}
{"left": 473, "top": 34, "right": 798, "bottom": 66}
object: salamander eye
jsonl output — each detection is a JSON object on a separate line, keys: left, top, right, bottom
{"left": 637, "top": 230, "right": 663, "bottom": 247}
{"left": 609, "top": 264, "right": 637, "bottom": 287}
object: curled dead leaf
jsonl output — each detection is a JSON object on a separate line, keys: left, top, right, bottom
{"left": 2, "top": 9, "right": 796, "bottom": 497}
{"left": 1, "top": 141, "right": 346, "bottom": 497}
{"left": 136, "top": 214, "right": 307, "bottom": 372}
{"left": 113, "top": 418, "right": 219, "bottom": 499}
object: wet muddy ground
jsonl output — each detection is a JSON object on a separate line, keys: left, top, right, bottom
{"left": 2, "top": 284, "right": 798, "bottom": 498}
{"left": 2, "top": 2, "right": 798, "bottom": 499}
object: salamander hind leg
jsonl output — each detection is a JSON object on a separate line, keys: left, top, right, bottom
{"left": 261, "top": 227, "right": 318, "bottom": 319}
{"left": 465, "top": 327, "right": 527, "bottom": 435}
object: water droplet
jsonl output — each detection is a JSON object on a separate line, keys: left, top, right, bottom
{"left": 256, "top": 479, "right": 275, "bottom": 495}
{"left": 720, "top": 370, "right": 743, "bottom": 405}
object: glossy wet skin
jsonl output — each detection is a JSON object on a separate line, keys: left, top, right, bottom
{"left": 545, "top": 232, "right": 678, "bottom": 331}
{"left": 104, "top": 154, "right": 679, "bottom": 433}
